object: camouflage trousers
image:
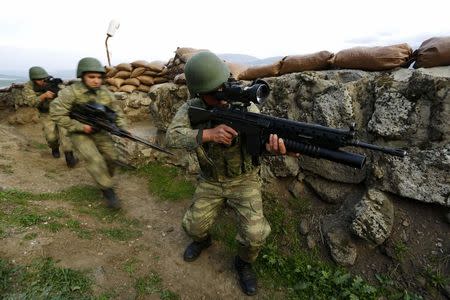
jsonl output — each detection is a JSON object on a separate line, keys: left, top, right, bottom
{"left": 41, "top": 114, "right": 72, "bottom": 152}
{"left": 70, "top": 131, "right": 118, "bottom": 189}
{"left": 182, "top": 171, "right": 271, "bottom": 263}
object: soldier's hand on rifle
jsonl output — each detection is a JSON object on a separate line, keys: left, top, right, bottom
{"left": 39, "top": 91, "right": 55, "bottom": 101}
{"left": 202, "top": 124, "right": 238, "bottom": 145}
{"left": 83, "top": 125, "right": 94, "bottom": 134}
{"left": 266, "top": 134, "right": 300, "bottom": 157}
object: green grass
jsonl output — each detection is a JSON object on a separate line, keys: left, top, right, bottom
{"left": 0, "top": 257, "right": 93, "bottom": 299}
{"left": 210, "top": 193, "right": 423, "bottom": 299}
{"left": 136, "top": 162, "right": 195, "bottom": 201}
{"left": 100, "top": 227, "right": 142, "bottom": 241}
{"left": 30, "top": 141, "right": 48, "bottom": 150}
{"left": 135, "top": 271, "right": 180, "bottom": 300}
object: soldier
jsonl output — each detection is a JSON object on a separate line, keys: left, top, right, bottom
{"left": 50, "top": 57, "right": 127, "bottom": 209}
{"left": 22, "top": 66, "right": 77, "bottom": 167}
{"left": 166, "top": 51, "right": 296, "bottom": 296}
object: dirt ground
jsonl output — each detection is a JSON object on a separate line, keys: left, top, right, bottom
{"left": 0, "top": 109, "right": 255, "bottom": 300}
{"left": 0, "top": 108, "right": 449, "bottom": 299}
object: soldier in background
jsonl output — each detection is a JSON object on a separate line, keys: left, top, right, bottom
{"left": 50, "top": 57, "right": 127, "bottom": 209}
{"left": 166, "top": 51, "right": 296, "bottom": 296}
{"left": 22, "top": 66, "right": 77, "bottom": 167}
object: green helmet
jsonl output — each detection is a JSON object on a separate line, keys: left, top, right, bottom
{"left": 184, "top": 51, "right": 230, "bottom": 95}
{"left": 29, "top": 66, "right": 49, "bottom": 80}
{"left": 76, "top": 57, "right": 105, "bottom": 78}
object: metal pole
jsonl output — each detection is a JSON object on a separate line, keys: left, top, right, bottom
{"left": 105, "top": 35, "right": 111, "bottom": 67}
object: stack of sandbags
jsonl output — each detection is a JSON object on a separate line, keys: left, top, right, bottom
{"left": 329, "top": 43, "right": 412, "bottom": 71}
{"left": 105, "top": 60, "right": 169, "bottom": 93}
{"left": 237, "top": 60, "right": 283, "bottom": 80}
{"left": 164, "top": 47, "right": 208, "bottom": 80}
{"left": 413, "top": 36, "right": 450, "bottom": 68}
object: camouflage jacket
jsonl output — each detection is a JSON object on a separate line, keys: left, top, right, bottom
{"left": 21, "top": 81, "right": 44, "bottom": 108}
{"left": 166, "top": 98, "right": 260, "bottom": 181}
{"left": 50, "top": 81, "right": 127, "bottom": 133}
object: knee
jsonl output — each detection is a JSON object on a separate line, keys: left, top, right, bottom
{"left": 182, "top": 211, "right": 209, "bottom": 239}
{"left": 244, "top": 220, "right": 271, "bottom": 247}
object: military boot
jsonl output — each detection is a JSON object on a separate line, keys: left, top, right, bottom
{"left": 234, "top": 256, "right": 257, "bottom": 296}
{"left": 51, "top": 147, "right": 60, "bottom": 158}
{"left": 102, "top": 188, "right": 121, "bottom": 209}
{"left": 64, "top": 151, "right": 78, "bottom": 168}
{"left": 183, "top": 235, "right": 212, "bottom": 262}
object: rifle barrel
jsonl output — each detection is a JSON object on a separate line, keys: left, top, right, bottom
{"left": 351, "top": 141, "right": 406, "bottom": 157}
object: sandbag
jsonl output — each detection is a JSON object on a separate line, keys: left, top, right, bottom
{"left": 147, "top": 61, "right": 166, "bottom": 72}
{"left": 137, "top": 75, "right": 154, "bottom": 86}
{"left": 116, "top": 63, "right": 133, "bottom": 72}
{"left": 108, "top": 85, "right": 118, "bottom": 92}
{"left": 7, "top": 107, "right": 40, "bottom": 125}
{"left": 137, "top": 84, "right": 151, "bottom": 93}
{"left": 330, "top": 43, "right": 412, "bottom": 71}
{"left": 114, "top": 70, "right": 131, "bottom": 79}
{"left": 154, "top": 77, "right": 169, "bottom": 84}
{"left": 225, "top": 62, "right": 248, "bottom": 79}
{"left": 118, "top": 85, "right": 137, "bottom": 93}
{"left": 279, "top": 51, "right": 333, "bottom": 74}
{"left": 143, "top": 70, "right": 159, "bottom": 76}
{"left": 105, "top": 77, "right": 124, "bottom": 88}
{"left": 105, "top": 67, "right": 118, "bottom": 78}
{"left": 414, "top": 36, "right": 450, "bottom": 68}
{"left": 123, "top": 78, "right": 140, "bottom": 87}
{"left": 237, "top": 61, "right": 282, "bottom": 80}
{"left": 130, "top": 67, "right": 147, "bottom": 78}
{"left": 131, "top": 60, "right": 151, "bottom": 68}
{"left": 175, "top": 47, "right": 207, "bottom": 58}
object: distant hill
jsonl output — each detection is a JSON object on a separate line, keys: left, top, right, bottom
{"left": 218, "top": 54, "right": 283, "bottom": 66}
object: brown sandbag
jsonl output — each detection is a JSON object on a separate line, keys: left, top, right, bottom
{"left": 118, "top": 85, "right": 137, "bottom": 93}
{"left": 130, "top": 67, "right": 146, "bottom": 78}
{"left": 174, "top": 73, "right": 186, "bottom": 84}
{"left": 414, "top": 36, "right": 450, "bottom": 68}
{"left": 237, "top": 61, "right": 282, "bottom": 80}
{"left": 105, "top": 78, "right": 124, "bottom": 88}
{"left": 114, "top": 70, "right": 131, "bottom": 79}
{"left": 137, "top": 75, "right": 154, "bottom": 86}
{"left": 280, "top": 51, "right": 334, "bottom": 74}
{"left": 147, "top": 61, "right": 166, "bottom": 72}
{"left": 136, "top": 84, "right": 151, "bottom": 93}
{"left": 108, "top": 85, "right": 118, "bottom": 92}
{"left": 154, "top": 77, "right": 169, "bottom": 84}
{"left": 225, "top": 62, "right": 248, "bottom": 79}
{"left": 106, "top": 67, "right": 118, "bottom": 78}
{"left": 131, "top": 60, "right": 151, "bottom": 68}
{"left": 123, "top": 78, "right": 140, "bottom": 87}
{"left": 116, "top": 63, "right": 133, "bottom": 72}
{"left": 175, "top": 47, "right": 207, "bottom": 57}
{"left": 330, "top": 43, "right": 412, "bottom": 71}
{"left": 143, "top": 70, "right": 159, "bottom": 76}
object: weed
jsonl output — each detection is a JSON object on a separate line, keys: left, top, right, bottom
{"left": 123, "top": 258, "right": 140, "bottom": 275}
{"left": 30, "top": 141, "right": 48, "bottom": 150}
{"left": 23, "top": 232, "right": 38, "bottom": 240}
{"left": 0, "top": 163, "right": 13, "bottom": 174}
{"left": 0, "top": 257, "right": 92, "bottom": 299}
{"left": 135, "top": 270, "right": 179, "bottom": 299}
{"left": 393, "top": 240, "right": 409, "bottom": 261}
{"left": 136, "top": 162, "right": 195, "bottom": 201}
{"left": 100, "top": 227, "right": 142, "bottom": 241}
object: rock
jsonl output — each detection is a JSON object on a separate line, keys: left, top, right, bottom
{"left": 298, "top": 219, "right": 309, "bottom": 235}
{"left": 7, "top": 107, "right": 39, "bottom": 125}
{"left": 288, "top": 178, "right": 304, "bottom": 199}
{"left": 350, "top": 189, "right": 394, "bottom": 246}
{"left": 306, "top": 235, "right": 316, "bottom": 249}
{"left": 325, "top": 228, "right": 358, "bottom": 266}
{"left": 304, "top": 175, "right": 361, "bottom": 204}
{"left": 264, "top": 155, "right": 299, "bottom": 177}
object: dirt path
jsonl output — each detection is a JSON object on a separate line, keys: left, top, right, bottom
{"left": 0, "top": 114, "right": 253, "bottom": 299}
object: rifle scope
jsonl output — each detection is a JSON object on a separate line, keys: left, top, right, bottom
{"left": 214, "top": 79, "right": 270, "bottom": 105}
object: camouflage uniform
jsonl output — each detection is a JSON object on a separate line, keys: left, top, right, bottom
{"left": 50, "top": 81, "right": 127, "bottom": 189}
{"left": 22, "top": 81, "right": 72, "bottom": 152}
{"left": 166, "top": 98, "right": 271, "bottom": 263}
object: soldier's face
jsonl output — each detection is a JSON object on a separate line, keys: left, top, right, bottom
{"left": 34, "top": 79, "right": 46, "bottom": 87}
{"left": 202, "top": 93, "right": 228, "bottom": 108}
{"left": 82, "top": 73, "right": 103, "bottom": 89}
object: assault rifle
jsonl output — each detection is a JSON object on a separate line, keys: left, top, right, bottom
{"left": 188, "top": 80, "right": 406, "bottom": 169}
{"left": 37, "top": 77, "right": 63, "bottom": 113}
{"left": 70, "top": 102, "right": 173, "bottom": 156}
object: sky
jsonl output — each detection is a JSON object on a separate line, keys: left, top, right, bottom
{"left": 1, "top": 0, "right": 449, "bottom": 76}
